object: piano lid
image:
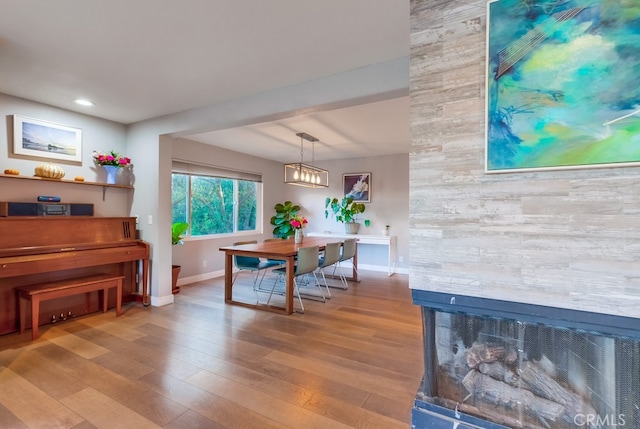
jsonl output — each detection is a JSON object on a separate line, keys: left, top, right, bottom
{"left": 0, "top": 217, "right": 139, "bottom": 255}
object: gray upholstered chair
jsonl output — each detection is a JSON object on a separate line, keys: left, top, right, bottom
{"left": 268, "top": 245, "right": 324, "bottom": 313}
{"left": 317, "top": 241, "right": 342, "bottom": 297}
{"left": 333, "top": 238, "right": 357, "bottom": 289}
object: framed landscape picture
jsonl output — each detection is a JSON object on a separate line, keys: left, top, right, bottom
{"left": 485, "top": 0, "right": 640, "bottom": 173}
{"left": 13, "top": 115, "right": 82, "bottom": 162}
{"left": 343, "top": 172, "right": 371, "bottom": 203}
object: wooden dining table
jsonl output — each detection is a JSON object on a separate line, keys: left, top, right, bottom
{"left": 219, "top": 236, "right": 357, "bottom": 315}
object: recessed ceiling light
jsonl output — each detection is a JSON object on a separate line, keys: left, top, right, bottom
{"left": 74, "top": 99, "right": 94, "bottom": 106}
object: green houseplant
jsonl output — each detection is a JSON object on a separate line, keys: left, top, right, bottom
{"left": 172, "top": 222, "right": 189, "bottom": 245}
{"left": 325, "top": 197, "right": 370, "bottom": 234}
{"left": 171, "top": 222, "right": 189, "bottom": 293}
{"left": 270, "top": 201, "right": 300, "bottom": 239}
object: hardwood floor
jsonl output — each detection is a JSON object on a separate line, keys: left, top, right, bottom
{"left": 0, "top": 270, "right": 423, "bottom": 428}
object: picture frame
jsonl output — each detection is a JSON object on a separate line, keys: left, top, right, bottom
{"left": 13, "top": 115, "right": 82, "bottom": 162}
{"left": 485, "top": 0, "right": 640, "bottom": 173}
{"left": 343, "top": 172, "right": 371, "bottom": 203}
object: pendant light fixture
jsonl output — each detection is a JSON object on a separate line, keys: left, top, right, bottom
{"left": 284, "top": 132, "right": 329, "bottom": 188}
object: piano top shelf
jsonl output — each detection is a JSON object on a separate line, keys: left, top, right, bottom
{"left": 0, "top": 173, "right": 133, "bottom": 189}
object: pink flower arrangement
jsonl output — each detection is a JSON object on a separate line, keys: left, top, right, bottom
{"left": 92, "top": 150, "right": 132, "bottom": 167}
{"left": 290, "top": 215, "right": 308, "bottom": 230}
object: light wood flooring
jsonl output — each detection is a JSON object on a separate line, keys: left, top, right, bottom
{"left": 0, "top": 270, "right": 423, "bottom": 428}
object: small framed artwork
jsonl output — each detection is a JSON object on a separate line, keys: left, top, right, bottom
{"left": 13, "top": 115, "right": 82, "bottom": 162}
{"left": 343, "top": 172, "right": 371, "bottom": 203}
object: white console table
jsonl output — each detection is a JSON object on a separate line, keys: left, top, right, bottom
{"left": 306, "top": 232, "right": 397, "bottom": 276}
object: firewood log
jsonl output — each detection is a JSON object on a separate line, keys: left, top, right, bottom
{"left": 479, "top": 361, "right": 519, "bottom": 385}
{"left": 462, "top": 369, "right": 565, "bottom": 423}
{"left": 465, "top": 342, "right": 506, "bottom": 368}
{"left": 519, "top": 361, "right": 597, "bottom": 425}
{"left": 505, "top": 347, "right": 518, "bottom": 364}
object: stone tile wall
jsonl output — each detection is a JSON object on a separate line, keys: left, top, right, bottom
{"left": 409, "top": 0, "right": 640, "bottom": 317}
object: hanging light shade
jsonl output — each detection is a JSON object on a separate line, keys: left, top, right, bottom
{"left": 284, "top": 132, "right": 329, "bottom": 188}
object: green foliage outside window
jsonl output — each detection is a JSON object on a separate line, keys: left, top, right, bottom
{"left": 237, "top": 181, "right": 257, "bottom": 231}
{"left": 172, "top": 174, "right": 188, "bottom": 225}
{"left": 172, "top": 173, "right": 258, "bottom": 237}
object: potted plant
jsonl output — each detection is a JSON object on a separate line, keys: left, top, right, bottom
{"left": 171, "top": 222, "right": 189, "bottom": 294}
{"left": 324, "top": 197, "right": 370, "bottom": 234}
{"left": 270, "top": 201, "right": 300, "bottom": 239}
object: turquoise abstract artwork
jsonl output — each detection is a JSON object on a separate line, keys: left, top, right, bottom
{"left": 486, "top": 0, "right": 640, "bottom": 172}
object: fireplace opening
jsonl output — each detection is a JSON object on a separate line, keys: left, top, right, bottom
{"left": 411, "top": 292, "right": 640, "bottom": 429}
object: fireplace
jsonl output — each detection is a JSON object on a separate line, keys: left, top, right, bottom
{"left": 411, "top": 290, "right": 640, "bottom": 429}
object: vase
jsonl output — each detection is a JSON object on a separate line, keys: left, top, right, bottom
{"left": 294, "top": 229, "right": 303, "bottom": 244}
{"left": 345, "top": 222, "right": 360, "bottom": 234}
{"left": 103, "top": 165, "right": 119, "bottom": 184}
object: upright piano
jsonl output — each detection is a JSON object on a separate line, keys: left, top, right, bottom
{"left": 0, "top": 216, "right": 149, "bottom": 336}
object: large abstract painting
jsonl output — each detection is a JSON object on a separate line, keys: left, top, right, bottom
{"left": 485, "top": 0, "right": 640, "bottom": 173}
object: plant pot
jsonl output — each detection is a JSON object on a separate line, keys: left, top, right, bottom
{"left": 345, "top": 222, "right": 360, "bottom": 234}
{"left": 172, "top": 264, "right": 181, "bottom": 294}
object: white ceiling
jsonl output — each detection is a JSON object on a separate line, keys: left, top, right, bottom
{"left": 0, "top": 1, "right": 410, "bottom": 162}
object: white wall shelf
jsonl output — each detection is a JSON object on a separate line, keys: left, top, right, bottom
{"left": 0, "top": 173, "right": 132, "bottom": 201}
{"left": 0, "top": 173, "right": 132, "bottom": 189}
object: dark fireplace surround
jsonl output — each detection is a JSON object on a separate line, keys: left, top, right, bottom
{"left": 411, "top": 290, "right": 640, "bottom": 429}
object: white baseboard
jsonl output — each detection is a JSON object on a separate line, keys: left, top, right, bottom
{"left": 178, "top": 268, "right": 225, "bottom": 285}
{"left": 150, "top": 294, "right": 175, "bottom": 307}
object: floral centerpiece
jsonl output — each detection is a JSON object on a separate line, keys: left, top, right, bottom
{"left": 290, "top": 215, "right": 307, "bottom": 243}
{"left": 92, "top": 150, "right": 132, "bottom": 167}
{"left": 93, "top": 150, "right": 131, "bottom": 184}
{"left": 290, "top": 215, "right": 308, "bottom": 230}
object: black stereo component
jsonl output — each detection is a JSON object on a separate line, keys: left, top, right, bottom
{"left": 37, "top": 195, "right": 61, "bottom": 202}
{"left": 0, "top": 202, "right": 94, "bottom": 217}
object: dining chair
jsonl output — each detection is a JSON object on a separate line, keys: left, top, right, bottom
{"left": 232, "top": 240, "right": 282, "bottom": 299}
{"left": 263, "top": 238, "right": 286, "bottom": 267}
{"left": 317, "top": 241, "right": 342, "bottom": 297}
{"left": 268, "top": 245, "right": 324, "bottom": 313}
{"left": 333, "top": 238, "right": 357, "bottom": 289}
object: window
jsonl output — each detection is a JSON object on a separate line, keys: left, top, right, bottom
{"left": 171, "top": 162, "right": 261, "bottom": 238}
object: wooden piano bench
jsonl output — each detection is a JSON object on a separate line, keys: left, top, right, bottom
{"left": 16, "top": 274, "right": 124, "bottom": 340}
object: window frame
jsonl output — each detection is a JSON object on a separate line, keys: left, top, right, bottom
{"left": 171, "top": 171, "right": 263, "bottom": 241}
